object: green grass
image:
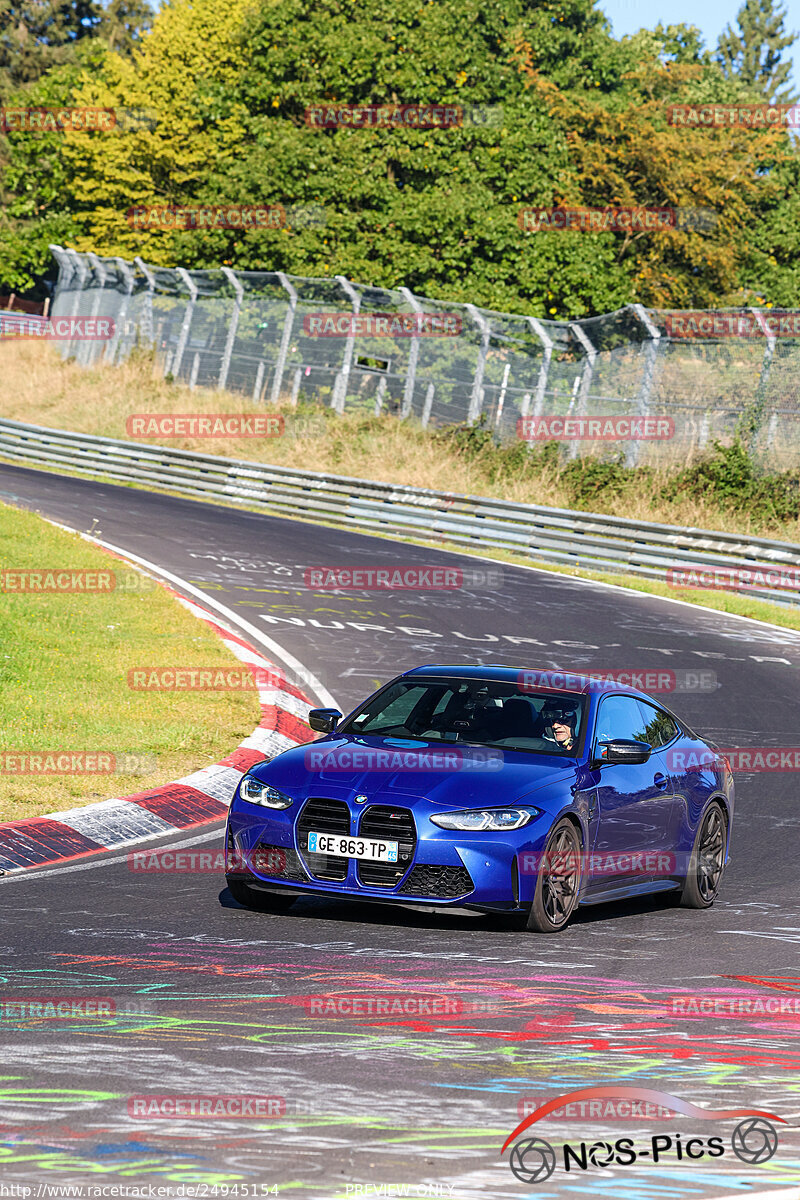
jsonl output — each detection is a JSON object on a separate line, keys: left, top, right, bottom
{"left": 0, "top": 501, "right": 261, "bottom": 821}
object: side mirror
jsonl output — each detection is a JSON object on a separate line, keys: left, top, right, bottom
{"left": 594, "top": 739, "right": 652, "bottom": 766}
{"left": 308, "top": 708, "right": 343, "bottom": 733}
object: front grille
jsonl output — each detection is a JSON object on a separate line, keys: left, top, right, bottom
{"left": 398, "top": 864, "right": 474, "bottom": 899}
{"left": 251, "top": 842, "right": 307, "bottom": 883}
{"left": 357, "top": 805, "right": 416, "bottom": 888}
{"left": 296, "top": 797, "right": 350, "bottom": 881}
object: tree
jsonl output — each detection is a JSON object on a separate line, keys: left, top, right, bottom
{"left": 717, "top": 0, "right": 797, "bottom": 104}
{"left": 0, "top": 0, "right": 101, "bottom": 95}
{"left": 97, "top": 0, "right": 152, "bottom": 57}
{"left": 4, "top": 0, "right": 800, "bottom": 312}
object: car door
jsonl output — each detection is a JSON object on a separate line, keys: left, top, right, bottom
{"left": 587, "top": 694, "right": 675, "bottom": 888}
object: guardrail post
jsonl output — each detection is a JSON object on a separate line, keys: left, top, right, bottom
{"left": 291, "top": 366, "right": 302, "bottom": 405}
{"left": 107, "top": 257, "right": 135, "bottom": 364}
{"left": 568, "top": 322, "right": 596, "bottom": 460}
{"left": 85, "top": 252, "right": 108, "bottom": 367}
{"left": 134, "top": 256, "right": 156, "bottom": 348}
{"left": 630, "top": 304, "right": 662, "bottom": 467}
{"left": 219, "top": 267, "right": 244, "bottom": 392}
{"left": 743, "top": 308, "right": 777, "bottom": 457}
{"left": 398, "top": 286, "right": 422, "bottom": 418}
{"left": 332, "top": 275, "right": 360, "bottom": 413}
{"left": 465, "top": 304, "right": 490, "bottom": 425}
{"left": 64, "top": 248, "right": 87, "bottom": 321}
{"left": 421, "top": 382, "right": 435, "bottom": 428}
{"left": 270, "top": 272, "right": 298, "bottom": 404}
{"left": 48, "top": 244, "right": 74, "bottom": 316}
{"left": 524, "top": 317, "right": 553, "bottom": 421}
{"left": 173, "top": 267, "right": 198, "bottom": 381}
{"left": 495, "top": 362, "right": 511, "bottom": 428}
{"left": 252, "top": 360, "right": 266, "bottom": 403}
{"left": 63, "top": 249, "right": 89, "bottom": 363}
{"left": 374, "top": 374, "right": 388, "bottom": 416}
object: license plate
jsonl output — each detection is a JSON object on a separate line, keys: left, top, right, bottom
{"left": 306, "top": 831, "right": 398, "bottom": 863}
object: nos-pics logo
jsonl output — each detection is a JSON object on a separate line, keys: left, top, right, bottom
{"left": 501, "top": 1087, "right": 784, "bottom": 1185}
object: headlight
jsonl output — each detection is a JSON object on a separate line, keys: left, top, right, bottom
{"left": 429, "top": 807, "right": 541, "bottom": 831}
{"left": 238, "top": 777, "right": 293, "bottom": 809}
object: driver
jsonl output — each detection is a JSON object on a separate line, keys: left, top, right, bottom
{"left": 541, "top": 700, "right": 580, "bottom": 752}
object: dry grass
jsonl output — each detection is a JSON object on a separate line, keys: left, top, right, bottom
{"left": 0, "top": 341, "right": 798, "bottom": 541}
{"left": 0, "top": 500, "right": 261, "bottom": 821}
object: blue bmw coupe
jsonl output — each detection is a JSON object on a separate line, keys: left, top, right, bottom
{"left": 224, "top": 665, "right": 733, "bottom": 932}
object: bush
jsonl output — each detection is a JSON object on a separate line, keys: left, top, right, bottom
{"left": 661, "top": 440, "right": 800, "bottom": 526}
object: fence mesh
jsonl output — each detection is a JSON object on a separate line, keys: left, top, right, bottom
{"left": 47, "top": 246, "right": 800, "bottom": 467}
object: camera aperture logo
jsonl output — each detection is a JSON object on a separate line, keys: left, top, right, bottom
{"left": 501, "top": 1087, "right": 784, "bottom": 1184}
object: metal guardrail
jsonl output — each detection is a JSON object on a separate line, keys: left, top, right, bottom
{"left": 0, "top": 415, "right": 798, "bottom": 608}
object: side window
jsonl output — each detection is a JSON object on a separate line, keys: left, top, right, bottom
{"left": 594, "top": 695, "right": 648, "bottom": 748}
{"left": 636, "top": 701, "right": 679, "bottom": 749}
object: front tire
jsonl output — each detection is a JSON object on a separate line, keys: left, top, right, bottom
{"left": 526, "top": 818, "right": 582, "bottom": 933}
{"left": 679, "top": 801, "right": 727, "bottom": 909}
{"left": 227, "top": 879, "right": 297, "bottom": 913}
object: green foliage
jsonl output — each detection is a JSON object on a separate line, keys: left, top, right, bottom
{"left": 716, "top": 0, "right": 796, "bottom": 103}
{"left": 436, "top": 420, "right": 800, "bottom": 524}
{"left": 98, "top": 0, "right": 153, "bottom": 57}
{"left": 434, "top": 417, "right": 558, "bottom": 485}
{"left": 0, "top": 0, "right": 101, "bottom": 95}
{"left": 559, "top": 453, "right": 649, "bottom": 507}
{"left": 663, "top": 439, "right": 800, "bottom": 522}
{"left": 3, "top": 0, "right": 800, "bottom": 315}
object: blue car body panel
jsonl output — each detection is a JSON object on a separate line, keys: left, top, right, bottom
{"left": 225, "top": 664, "right": 734, "bottom": 912}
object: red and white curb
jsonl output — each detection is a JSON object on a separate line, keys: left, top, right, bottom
{"left": 0, "top": 592, "right": 316, "bottom": 874}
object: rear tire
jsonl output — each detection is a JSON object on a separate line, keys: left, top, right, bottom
{"left": 526, "top": 818, "right": 581, "bottom": 934}
{"left": 227, "top": 879, "right": 297, "bottom": 913}
{"left": 679, "top": 801, "right": 727, "bottom": 909}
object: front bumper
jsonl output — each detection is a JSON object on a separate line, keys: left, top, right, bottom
{"left": 225, "top": 799, "right": 551, "bottom": 909}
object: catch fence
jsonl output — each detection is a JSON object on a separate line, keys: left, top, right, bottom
{"left": 47, "top": 246, "right": 800, "bottom": 467}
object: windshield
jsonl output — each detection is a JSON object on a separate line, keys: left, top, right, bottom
{"left": 341, "top": 678, "right": 587, "bottom": 755}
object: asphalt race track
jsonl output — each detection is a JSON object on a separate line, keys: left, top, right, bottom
{"left": 1, "top": 460, "right": 799, "bottom": 1199}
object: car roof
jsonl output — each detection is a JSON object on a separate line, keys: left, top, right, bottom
{"left": 400, "top": 663, "right": 654, "bottom": 702}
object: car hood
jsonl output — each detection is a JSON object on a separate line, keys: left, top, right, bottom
{"left": 245, "top": 733, "right": 578, "bottom": 809}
